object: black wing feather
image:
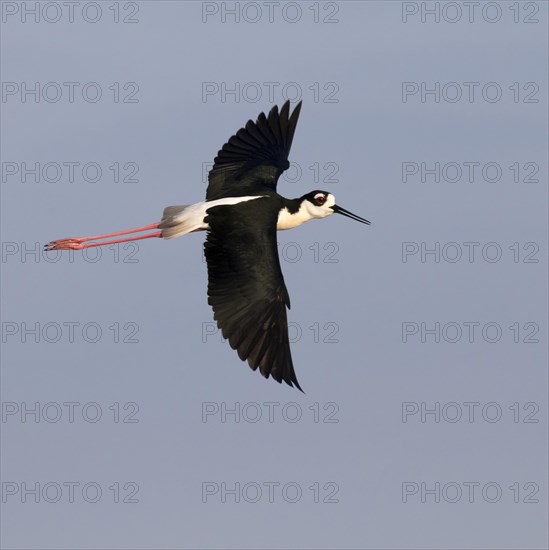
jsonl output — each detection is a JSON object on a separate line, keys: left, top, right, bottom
{"left": 204, "top": 198, "right": 303, "bottom": 391}
{"left": 206, "top": 100, "right": 303, "bottom": 200}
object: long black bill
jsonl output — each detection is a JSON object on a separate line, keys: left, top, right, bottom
{"left": 331, "top": 205, "right": 371, "bottom": 225}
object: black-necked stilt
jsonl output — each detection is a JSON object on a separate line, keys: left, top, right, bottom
{"left": 46, "top": 101, "right": 370, "bottom": 391}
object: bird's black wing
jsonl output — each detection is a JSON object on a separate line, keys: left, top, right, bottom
{"left": 204, "top": 198, "right": 303, "bottom": 391}
{"left": 206, "top": 100, "right": 302, "bottom": 201}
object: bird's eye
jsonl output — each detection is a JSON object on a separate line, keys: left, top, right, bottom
{"left": 315, "top": 195, "right": 327, "bottom": 205}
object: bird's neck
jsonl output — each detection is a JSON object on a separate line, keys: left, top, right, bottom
{"left": 277, "top": 198, "right": 314, "bottom": 230}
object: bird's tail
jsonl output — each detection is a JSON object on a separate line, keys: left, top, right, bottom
{"left": 158, "top": 204, "right": 207, "bottom": 239}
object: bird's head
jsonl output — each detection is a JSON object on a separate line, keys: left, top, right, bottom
{"left": 301, "top": 191, "right": 371, "bottom": 225}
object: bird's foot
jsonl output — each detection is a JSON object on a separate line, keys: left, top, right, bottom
{"left": 44, "top": 238, "right": 85, "bottom": 251}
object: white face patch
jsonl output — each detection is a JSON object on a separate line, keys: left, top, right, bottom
{"left": 277, "top": 193, "right": 336, "bottom": 230}
{"left": 305, "top": 193, "right": 335, "bottom": 217}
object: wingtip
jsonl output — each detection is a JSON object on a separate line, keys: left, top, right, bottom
{"left": 280, "top": 375, "right": 304, "bottom": 393}
{"left": 268, "top": 103, "right": 280, "bottom": 118}
{"left": 280, "top": 99, "right": 303, "bottom": 118}
{"left": 285, "top": 371, "right": 304, "bottom": 393}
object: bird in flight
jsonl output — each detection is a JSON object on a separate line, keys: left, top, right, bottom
{"left": 46, "top": 101, "right": 370, "bottom": 391}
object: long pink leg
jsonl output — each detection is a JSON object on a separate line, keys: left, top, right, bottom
{"left": 45, "top": 222, "right": 161, "bottom": 251}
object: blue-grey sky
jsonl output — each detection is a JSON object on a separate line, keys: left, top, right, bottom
{"left": 1, "top": 1, "right": 548, "bottom": 549}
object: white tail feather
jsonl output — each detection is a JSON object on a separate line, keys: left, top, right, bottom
{"left": 159, "top": 204, "right": 203, "bottom": 239}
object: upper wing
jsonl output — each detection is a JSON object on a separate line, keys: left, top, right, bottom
{"left": 206, "top": 100, "right": 303, "bottom": 201}
{"left": 204, "top": 198, "right": 303, "bottom": 391}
